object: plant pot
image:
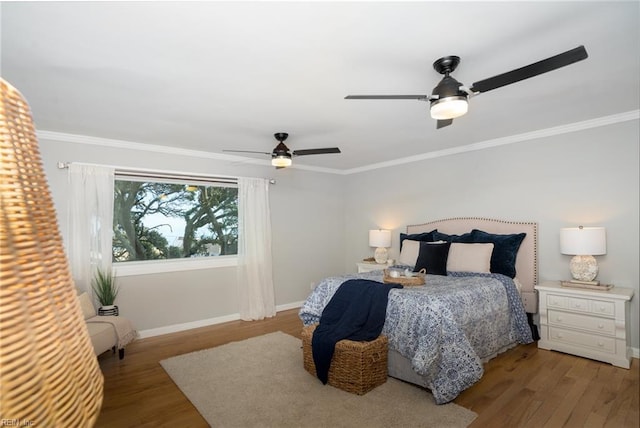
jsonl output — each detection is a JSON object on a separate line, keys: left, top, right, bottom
{"left": 98, "top": 305, "right": 119, "bottom": 316}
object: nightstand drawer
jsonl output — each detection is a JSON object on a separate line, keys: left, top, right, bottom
{"left": 546, "top": 294, "right": 615, "bottom": 317}
{"left": 549, "top": 327, "right": 616, "bottom": 353}
{"left": 548, "top": 310, "right": 615, "bottom": 335}
{"left": 547, "top": 294, "right": 568, "bottom": 309}
{"left": 590, "top": 300, "right": 615, "bottom": 316}
{"left": 567, "top": 296, "right": 590, "bottom": 313}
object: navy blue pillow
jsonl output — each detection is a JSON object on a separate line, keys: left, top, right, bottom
{"left": 433, "top": 231, "right": 475, "bottom": 243}
{"left": 470, "top": 229, "right": 526, "bottom": 278}
{"left": 399, "top": 230, "right": 437, "bottom": 250}
{"left": 414, "top": 241, "right": 450, "bottom": 275}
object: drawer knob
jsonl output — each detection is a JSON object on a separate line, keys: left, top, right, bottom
{"left": 598, "top": 323, "right": 604, "bottom": 329}
{"left": 597, "top": 341, "right": 604, "bottom": 347}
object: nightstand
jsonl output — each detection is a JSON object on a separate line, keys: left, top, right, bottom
{"left": 356, "top": 262, "right": 388, "bottom": 273}
{"left": 535, "top": 280, "right": 634, "bottom": 369}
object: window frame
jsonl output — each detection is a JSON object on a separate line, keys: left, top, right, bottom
{"left": 115, "top": 255, "right": 237, "bottom": 276}
{"left": 112, "top": 169, "right": 239, "bottom": 275}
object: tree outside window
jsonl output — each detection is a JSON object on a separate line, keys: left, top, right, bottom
{"left": 113, "top": 179, "right": 238, "bottom": 262}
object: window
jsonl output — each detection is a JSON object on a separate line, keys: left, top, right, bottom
{"left": 112, "top": 173, "right": 238, "bottom": 274}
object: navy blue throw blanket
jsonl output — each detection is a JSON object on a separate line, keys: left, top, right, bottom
{"left": 312, "top": 279, "right": 402, "bottom": 384}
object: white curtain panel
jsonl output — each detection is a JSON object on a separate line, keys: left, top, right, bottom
{"left": 237, "top": 177, "right": 276, "bottom": 321}
{"left": 67, "top": 164, "right": 115, "bottom": 297}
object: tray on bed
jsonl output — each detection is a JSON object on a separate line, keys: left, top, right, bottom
{"left": 382, "top": 269, "right": 425, "bottom": 286}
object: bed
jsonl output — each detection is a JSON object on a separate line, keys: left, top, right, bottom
{"left": 299, "top": 217, "right": 538, "bottom": 404}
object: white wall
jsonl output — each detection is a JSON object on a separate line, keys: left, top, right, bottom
{"left": 343, "top": 120, "right": 639, "bottom": 350}
{"left": 39, "top": 137, "right": 346, "bottom": 333}
{"left": 38, "top": 118, "right": 639, "bottom": 352}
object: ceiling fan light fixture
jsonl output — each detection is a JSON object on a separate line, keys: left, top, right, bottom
{"left": 430, "top": 96, "right": 468, "bottom": 120}
{"left": 271, "top": 153, "right": 292, "bottom": 167}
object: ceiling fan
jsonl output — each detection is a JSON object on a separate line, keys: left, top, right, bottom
{"left": 345, "top": 45, "right": 588, "bottom": 129}
{"left": 223, "top": 133, "right": 341, "bottom": 168}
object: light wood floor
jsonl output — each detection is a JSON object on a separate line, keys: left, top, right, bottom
{"left": 95, "top": 309, "right": 639, "bottom": 428}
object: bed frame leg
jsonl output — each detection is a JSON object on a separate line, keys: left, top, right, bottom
{"left": 527, "top": 313, "right": 540, "bottom": 341}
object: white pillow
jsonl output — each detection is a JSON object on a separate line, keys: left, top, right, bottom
{"left": 77, "top": 292, "right": 96, "bottom": 319}
{"left": 398, "top": 240, "right": 420, "bottom": 266}
{"left": 447, "top": 242, "right": 494, "bottom": 273}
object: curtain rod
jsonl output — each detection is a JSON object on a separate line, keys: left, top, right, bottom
{"left": 56, "top": 161, "right": 276, "bottom": 184}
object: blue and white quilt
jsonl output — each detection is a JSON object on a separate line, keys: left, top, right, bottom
{"left": 299, "top": 271, "right": 533, "bottom": 404}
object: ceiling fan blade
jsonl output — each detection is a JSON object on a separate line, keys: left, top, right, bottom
{"left": 222, "top": 149, "right": 271, "bottom": 155}
{"left": 292, "top": 147, "right": 341, "bottom": 156}
{"left": 436, "top": 119, "right": 453, "bottom": 129}
{"left": 345, "top": 95, "right": 429, "bottom": 100}
{"left": 469, "top": 45, "right": 588, "bottom": 94}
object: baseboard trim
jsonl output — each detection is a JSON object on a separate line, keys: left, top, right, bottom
{"left": 138, "top": 308, "right": 640, "bottom": 361}
{"left": 137, "top": 301, "right": 304, "bottom": 339}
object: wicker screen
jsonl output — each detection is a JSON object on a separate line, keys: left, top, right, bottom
{"left": 0, "top": 78, "right": 104, "bottom": 425}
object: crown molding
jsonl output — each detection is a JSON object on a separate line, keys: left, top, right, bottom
{"left": 343, "top": 110, "right": 640, "bottom": 175}
{"left": 37, "top": 110, "right": 638, "bottom": 176}
{"left": 36, "top": 130, "right": 343, "bottom": 174}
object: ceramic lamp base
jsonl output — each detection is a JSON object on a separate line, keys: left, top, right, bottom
{"left": 569, "top": 255, "right": 598, "bottom": 282}
{"left": 374, "top": 247, "right": 388, "bottom": 264}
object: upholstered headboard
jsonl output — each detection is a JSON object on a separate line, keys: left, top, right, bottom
{"left": 406, "top": 217, "right": 538, "bottom": 313}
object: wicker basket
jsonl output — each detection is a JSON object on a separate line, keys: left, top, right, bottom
{"left": 302, "top": 324, "right": 388, "bottom": 395}
{"left": 382, "top": 269, "right": 426, "bottom": 286}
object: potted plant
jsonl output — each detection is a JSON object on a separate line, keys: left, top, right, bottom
{"left": 92, "top": 267, "right": 119, "bottom": 316}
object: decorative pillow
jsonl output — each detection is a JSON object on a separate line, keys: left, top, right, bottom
{"left": 433, "top": 231, "right": 475, "bottom": 243}
{"left": 414, "top": 241, "right": 451, "bottom": 275}
{"left": 470, "top": 229, "right": 526, "bottom": 278}
{"left": 398, "top": 240, "right": 421, "bottom": 266}
{"left": 77, "top": 292, "right": 96, "bottom": 319}
{"left": 399, "top": 229, "right": 437, "bottom": 249}
{"left": 446, "top": 242, "right": 494, "bottom": 273}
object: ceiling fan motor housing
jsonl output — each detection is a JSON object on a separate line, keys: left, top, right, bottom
{"left": 272, "top": 141, "right": 292, "bottom": 168}
{"left": 273, "top": 141, "right": 290, "bottom": 155}
{"left": 430, "top": 75, "right": 469, "bottom": 120}
{"left": 271, "top": 141, "right": 292, "bottom": 167}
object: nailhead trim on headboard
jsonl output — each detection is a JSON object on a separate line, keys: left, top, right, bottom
{"left": 406, "top": 217, "right": 538, "bottom": 311}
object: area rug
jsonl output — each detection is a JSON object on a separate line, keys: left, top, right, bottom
{"left": 160, "top": 331, "right": 477, "bottom": 427}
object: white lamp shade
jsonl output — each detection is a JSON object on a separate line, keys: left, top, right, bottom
{"left": 430, "top": 96, "right": 468, "bottom": 120}
{"left": 560, "top": 227, "right": 606, "bottom": 255}
{"left": 271, "top": 154, "right": 292, "bottom": 167}
{"left": 369, "top": 229, "right": 391, "bottom": 248}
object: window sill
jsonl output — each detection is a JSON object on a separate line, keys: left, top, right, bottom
{"left": 114, "top": 256, "right": 237, "bottom": 277}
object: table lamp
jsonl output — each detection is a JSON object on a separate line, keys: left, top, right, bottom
{"left": 369, "top": 229, "right": 391, "bottom": 264}
{"left": 560, "top": 226, "right": 606, "bottom": 284}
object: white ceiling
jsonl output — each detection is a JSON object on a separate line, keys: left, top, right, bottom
{"left": 2, "top": 1, "right": 639, "bottom": 172}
